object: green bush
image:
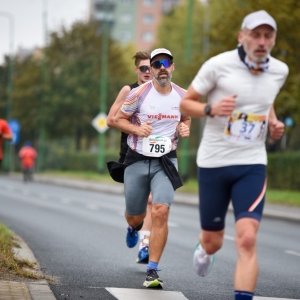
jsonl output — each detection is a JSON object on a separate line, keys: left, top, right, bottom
{"left": 18, "top": 144, "right": 300, "bottom": 191}
{"left": 267, "top": 152, "right": 300, "bottom": 191}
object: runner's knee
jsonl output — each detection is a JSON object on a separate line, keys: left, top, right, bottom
{"left": 201, "top": 231, "right": 223, "bottom": 254}
{"left": 151, "top": 204, "right": 169, "bottom": 225}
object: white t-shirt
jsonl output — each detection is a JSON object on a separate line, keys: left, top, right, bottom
{"left": 191, "top": 49, "right": 289, "bottom": 168}
{"left": 121, "top": 81, "right": 186, "bottom": 154}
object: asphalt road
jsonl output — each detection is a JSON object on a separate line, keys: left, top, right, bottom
{"left": 0, "top": 177, "right": 299, "bottom": 300}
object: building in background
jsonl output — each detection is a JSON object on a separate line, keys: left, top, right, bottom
{"left": 90, "top": 0, "right": 181, "bottom": 51}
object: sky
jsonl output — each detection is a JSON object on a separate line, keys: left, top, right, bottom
{"left": 0, "top": 0, "right": 90, "bottom": 65}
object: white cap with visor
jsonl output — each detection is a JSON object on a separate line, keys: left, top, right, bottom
{"left": 241, "top": 10, "right": 277, "bottom": 31}
{"left": 150, "top": 48, "right": 173, "bottom": 63}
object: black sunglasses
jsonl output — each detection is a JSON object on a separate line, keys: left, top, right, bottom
{"left": 138, "top": 65, "right": 150, "bottom": 73}
{"left": 151, "top": 59, "right": 173, "bottom": 69}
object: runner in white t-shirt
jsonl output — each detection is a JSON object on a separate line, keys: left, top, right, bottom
{"left": 114, "top": 48, "right": 190, "bottom": 289}
{"left": 180, "top": 10, "right": 288, "bottom": 300}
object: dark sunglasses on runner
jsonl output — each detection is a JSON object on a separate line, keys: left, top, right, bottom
{"left": 138, "top": 65, "right": 150, "bottom": 73}
{"left": 151, "top": 59, "right": 173, "bottom": 69}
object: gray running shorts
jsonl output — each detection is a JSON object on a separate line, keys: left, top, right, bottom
{"left": 124, "top": 158, "right": 178, "bottom": 216}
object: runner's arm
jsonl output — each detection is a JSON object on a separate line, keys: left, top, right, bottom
{"left": 107, "top": 85, "right": 131, "bottom": 128}
{"left": 180, "top": 85, "right": 236, "bottom": 117}
{"left": 268, "top": 105, "right": 285, "bottom": 140}
{"left": 114, "top": 110, "right": 152, "bottom": 138}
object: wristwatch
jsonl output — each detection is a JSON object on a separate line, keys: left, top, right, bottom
{"left": 204, "top": 104, "right": 213, "bottom": 117}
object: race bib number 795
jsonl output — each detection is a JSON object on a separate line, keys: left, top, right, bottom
{"left": 142, "top": 135, "right": 172, "bottom": 157}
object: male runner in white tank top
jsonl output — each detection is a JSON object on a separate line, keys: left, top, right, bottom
{"left": 114, "top": 48, "right": 191, "bottom": 288}
{"left": 180, "top": 10, "right": 288, "bottom": 300}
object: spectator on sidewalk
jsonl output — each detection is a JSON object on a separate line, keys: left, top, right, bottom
{"left": 0, "top": 119, "right": 13, "bottom": 168}
{"left": 19, "top": 141, "right": 38, "bottom": 182}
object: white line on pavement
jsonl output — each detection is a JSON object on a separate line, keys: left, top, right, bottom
{"left": 168, "top": 221, "right": 178, "bottom": 227}
{"left": 61, "top": 198, "right": 71, "bottom": 204}
{"left": 86, "top": 204, "right": 99, "bottom": 210}
{"left": 105, "top": 288, "right": 188, "bottom": 300}
{"left": 105, "top": 288, "right": 300, "bottom": 300}
{"left": 224, "top": 234, "right": 235, "bottom": 241}
{"left": 284, "top": 250, "right": 300, "bottom": 257}
{"left": 254, "top": 297, "right": 300, "bottom": 300}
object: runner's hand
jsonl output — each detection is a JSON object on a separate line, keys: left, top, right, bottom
{"left": 269, "top": 119, "right": 285, "bottom": 139}
{"left": 138, "top": 121, "right": 152, "bottom": 137}
{"left": 212, "top": 95, "right": 236, "bottom": 116}
{"left": 177, "top": 122, "right": 190, "bottom": 138}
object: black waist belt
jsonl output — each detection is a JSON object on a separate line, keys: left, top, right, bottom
{"left": 107, "top": 147, "right": 183, "bottom": 190}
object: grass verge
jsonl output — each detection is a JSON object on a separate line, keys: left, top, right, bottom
{"left": 0, "top": 223, "right": 40, "bottom": 279}
{"left": 39, "top": 171, "right": 300, "bottom": 207}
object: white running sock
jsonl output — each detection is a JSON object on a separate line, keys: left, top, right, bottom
{"left": 138, "top": 230, "right": 150, "bottom": 251}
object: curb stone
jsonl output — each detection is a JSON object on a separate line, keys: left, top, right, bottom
{"left": 0, "top": 234, "right": 57, "bottom": 300}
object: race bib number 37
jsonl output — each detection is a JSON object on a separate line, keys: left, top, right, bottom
{"left": 142, "top": 135, "right": 172, "bottom": 157}
{"left": 224, "top": 110, "right": 267, "bottom": 144}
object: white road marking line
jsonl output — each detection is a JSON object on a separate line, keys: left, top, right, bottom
{"left": 61, "top": 198, "right": 71, "bottom": 204}
{"left": 104, "top": 288, "right": 300, "bottom": 300}
{"left": 168, "top": 221, "right": 178, "bottom": 227}
{"left": 39, "top": 194, "right": 48, "bottom": 199}
{"left": 105, "top": 288, "right": 188, "bottom": 300}
{"left": 22, "top": 190, "right": 30, "bottom": 195}
{"left": 86, "top": 204, "right": 99, "bottom": 210}
{"left": 285, "top": 250, "right": 300, "bottom": 257}
{"left": 254, "top": 297, "right": 300, "bottom": 299}
{"left": 224, "top": 234, "right": 235, "bottom": 241}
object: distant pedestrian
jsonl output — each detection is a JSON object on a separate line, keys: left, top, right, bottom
{"left": 19, "top": 141, "right": 38, "bottom": 182}
{"left": 0, "top": 118, "right": 13, "bottom": 168}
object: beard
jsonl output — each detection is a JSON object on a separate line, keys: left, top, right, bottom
{"left": 244, "top": 44, "right": 270, "bottom": 63}
{"left": 154, "top": 71, "right": 172, "bottom": 86}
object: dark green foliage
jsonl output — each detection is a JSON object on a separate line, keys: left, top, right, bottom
{"left": 267, "top": 152, "right": 300, "bottom": 191}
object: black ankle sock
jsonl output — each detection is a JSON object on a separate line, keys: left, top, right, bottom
{"left": 134, "top": 221, "right": 144, "bottom": 231}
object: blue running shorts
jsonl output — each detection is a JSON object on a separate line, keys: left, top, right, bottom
{"left": 198, "top": 164, "right": 266, "bottom": 231}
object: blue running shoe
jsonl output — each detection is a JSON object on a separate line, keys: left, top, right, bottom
{"left": 126, "top": 226, "right": 138, "bottom": 248}
{"left": 136, "top": 246, "right": 149, "bottom": 264}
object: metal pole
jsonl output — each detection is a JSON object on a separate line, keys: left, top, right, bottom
{"left": 180, "top": 0, "right": 193, "bottom": 182}
{"left": 0, "top": 12, "right": 14, "bottom": 172}
{"left": 198, "top": 0, "right": 210, "bottom": 146}
{"left": 98, "top": 0, "right": 109, "bottom": 172}
{"left": 38, "top": 0, "right": 47, "bottom": 171}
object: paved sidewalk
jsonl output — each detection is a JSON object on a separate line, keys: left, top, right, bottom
{"left": 2, "top": 173, "right": 300, "bottom": 300}
{"left": 0, "top": 235, "right": 56, "bottom": 300}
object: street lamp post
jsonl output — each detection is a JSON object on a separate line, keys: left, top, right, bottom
{"left": 97, "top": 0, "right": 109, "bottom": 173}
{"left": 0, "top": 11, "right": 14, "bottom": 172}
{"left": 180, "top": 0, "right": 194, "bottom": 182}
{"left": 37, "top": 0, "right": 48, "bottom": 171}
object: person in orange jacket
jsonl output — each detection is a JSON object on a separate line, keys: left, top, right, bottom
{"left": 0, "top": 119, "right": 13, "bottom": 168}
{"left": 19, "top": 141, "right": 38, "bottom": 182}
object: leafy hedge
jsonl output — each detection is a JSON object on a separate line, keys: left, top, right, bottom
{"left": 13, "top": 148, "right": 300, "bottom": 191}
{"left": 267, "top": 152, "right": 300, "bottom": 191}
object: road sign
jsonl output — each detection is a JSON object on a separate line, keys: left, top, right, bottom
{"left": 8, "top": 119, "right": 21, "bottom": 145}
{"left": 284, "top": 117, "right": 294, "bottom": 127}
{"left": 91, "top": 112, "right": 108, "bottom": 133}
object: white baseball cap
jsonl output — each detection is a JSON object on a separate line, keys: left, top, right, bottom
{"left": 241, "top": 10, "right": 277, "bottom": 31}
{"left": 150, "top": 48, "right": 173, "bottom": 63}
